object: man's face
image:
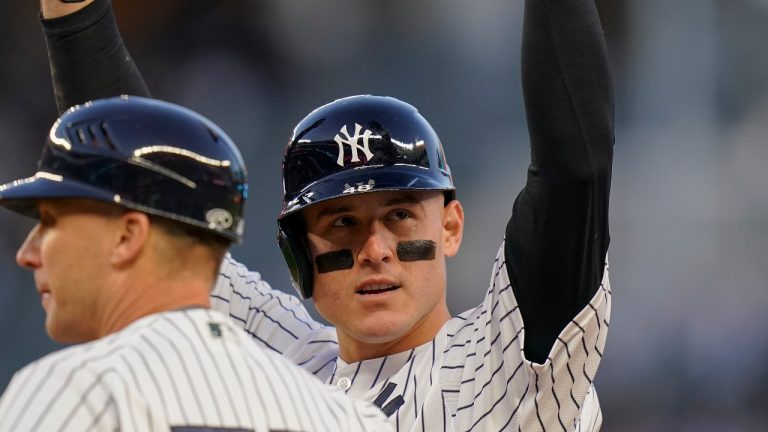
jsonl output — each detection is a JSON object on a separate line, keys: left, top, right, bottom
{"left": 302, "top": 190, "right": 463, "bottom": 359}
{"left": 15, "top": 199, "right": 117, "bottom": 343}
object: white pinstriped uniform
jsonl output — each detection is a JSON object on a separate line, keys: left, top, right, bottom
{"left": 0, "top": 308, "right": 391, "bottom": 432}
{"left": 212, "top": 241, "right": 611, "bottom": 432}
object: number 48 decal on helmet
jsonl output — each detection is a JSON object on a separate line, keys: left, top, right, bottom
{"left": 342, "top": 180, "right": 376, "bottom": 195}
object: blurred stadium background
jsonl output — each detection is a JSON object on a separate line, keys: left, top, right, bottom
{"left": 1, "top": 0, "right": 767, "bottom": 430}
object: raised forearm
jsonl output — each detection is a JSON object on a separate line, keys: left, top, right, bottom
{"left": 505, "top": 0, "right": 614, "bottom": 363}
{"left": 522, "top": 0, "right": 614, "bottom": 178}
{"left": 40, "top": 0, "right": 150, "bottom": 114}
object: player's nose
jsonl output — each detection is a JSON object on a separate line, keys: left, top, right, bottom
{"left": 16, "top": 224, "right": 43, "bottom": 270}
{"left": 358, "top": 223, "right": 394, "bottom": 265}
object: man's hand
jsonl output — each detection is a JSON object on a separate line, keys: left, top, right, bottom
{"left": 41, "top": 0, "right": 95, "bottom": 19}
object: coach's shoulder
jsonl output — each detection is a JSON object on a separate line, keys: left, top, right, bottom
{"left": 1, "top": 341, "right": 102, "bottom": 405}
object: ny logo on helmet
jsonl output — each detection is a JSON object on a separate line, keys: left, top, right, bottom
{"left": 334, "top": 123, "right": 375, "bottom": 167}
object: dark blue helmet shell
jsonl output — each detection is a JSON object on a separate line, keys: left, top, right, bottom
{"left": 0, "top": 96, "right": 248, "bottom": 242}
{"left": 278, "top": 95, "right": 454, "bottom": 298}
{"left": 280, "top": 95, "right": 454, "bottom": 217}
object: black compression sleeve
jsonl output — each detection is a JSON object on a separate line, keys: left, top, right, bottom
{"left": 505, "top": 0, "right": 614, "bottom": 364}
{"left": 40, "top": 0, "right": 150, "bottom": 114}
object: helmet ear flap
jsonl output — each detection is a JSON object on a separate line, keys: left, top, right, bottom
{"left": 277, "top": 214, "right": 313, "bottom": 299}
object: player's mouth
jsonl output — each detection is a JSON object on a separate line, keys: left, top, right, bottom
{"left": 356, "top": 280, "right": 400, "bottom": 295}
{"left": 38, "top": 289, "right": 51, "bottom": 310}
{"left": 36, "top": 283, "right": 51, "bottom": 309}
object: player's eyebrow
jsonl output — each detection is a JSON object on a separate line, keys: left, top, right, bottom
{"left": 312, "top": 192, "right": 424, "bottom": 222}
{"left": 314, "top": 205, "right": 354, "bottom": 221}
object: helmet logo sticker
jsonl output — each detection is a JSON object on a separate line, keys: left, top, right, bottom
{"left": 343, "top": 179, "right": 375, "bottom": 195}
{"left": 334, "top": 123, "right": 375, "bottom": 167}
{"left": 206, "top": 208, "right": 234, "bottom": 230}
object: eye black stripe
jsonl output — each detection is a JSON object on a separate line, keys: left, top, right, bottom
{"left": 315, "top": 249, "right": 354, "bottom": 273}
{"left": 396, "top": 240, "right": 436, "bottom": 262}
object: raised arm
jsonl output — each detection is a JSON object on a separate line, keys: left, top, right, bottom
{"left": 506, "top": 0, "right": 614, "bottom": 363}
{"left": 40, "top": 0, "right": 149, "bottom": 113}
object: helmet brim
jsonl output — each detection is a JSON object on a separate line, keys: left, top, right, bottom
{"left": 0, "top": 173, "right": 244, "bottom": 243}
{"left": 280, "top": 164, "right": 454, "bottom": 218}
{"left": 0, "top": 172, "right": 118, "bottom": 218}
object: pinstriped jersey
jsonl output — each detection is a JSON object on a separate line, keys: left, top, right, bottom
{"left": 211, "top": 242, "right": 611, "bottom": 431}
{"left": 0, "top": 309, "right": 392, "bottom": 432}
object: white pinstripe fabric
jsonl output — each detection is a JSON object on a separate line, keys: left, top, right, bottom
{"left": 211, "top": 241, "right": 611, "bottom": 431}
{"left": 0, "top": 309, "right": 391, "bottom": 432}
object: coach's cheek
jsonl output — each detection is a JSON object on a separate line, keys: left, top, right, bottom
{"left": 315, "top": 249, "right": 355, "bottom": 273}
{"left": 396, "top": 240, "right": 436, "bottom": 262}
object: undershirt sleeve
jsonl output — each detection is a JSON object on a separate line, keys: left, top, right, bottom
{"left": 505, "top": 0, "right": 614, "bottom": 363}
{"left": 40, "top": 0, "right": 150, "bottom": 114}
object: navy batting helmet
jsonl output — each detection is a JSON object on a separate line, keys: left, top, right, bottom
{"left": 0, "top": 96, "right": 248, "bottom": 242}
{"left": 277, "top": 95, "right": 454, "bottom": 298}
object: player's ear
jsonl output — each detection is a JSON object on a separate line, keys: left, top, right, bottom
{"left": 442, "top": 200, "right": 464, "bottom": 257}
{"left": 110, "top": 211, "right": 150, "bottom": 267}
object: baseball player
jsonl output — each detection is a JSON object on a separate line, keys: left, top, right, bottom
{"left": 0, "top": 96, "right": 392, "bottom": 431}
{"left": 37, "top": 0, "right": 613, "bottom": 430}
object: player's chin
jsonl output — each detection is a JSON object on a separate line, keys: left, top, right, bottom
{"left": 351, "top": 317, "right": 410, "bottom": 343}
{"left": 45, "top": 323, "right": 71, "bottom": 344}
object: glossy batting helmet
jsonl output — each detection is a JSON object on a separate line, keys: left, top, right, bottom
{"left": 0, "top": 96, "right": 248, "bottom": 242}
{"left": 277, "top": 95, "right": 455, "bottom": 298}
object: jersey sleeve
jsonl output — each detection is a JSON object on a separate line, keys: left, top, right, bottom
{"left": 40, "top": 0, "right": 150, "bottom": 114}
{"left": 0, "top": 360, "right": 118, "bottom": 431}
{"left": 212, "top": 254, "right": 325, "bottom": 356}
{"left": 505, "top": 0, "right": 614, "bottom": 363}
{"left": 448, "top": 243, "right": 610, "bottom": 431}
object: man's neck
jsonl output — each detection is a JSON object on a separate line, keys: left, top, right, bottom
{"left": 97, "top": 273, "right": 212, "bottom": 338}
{"left": 338, "top": 305, "right": 451, "bottom": 363}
